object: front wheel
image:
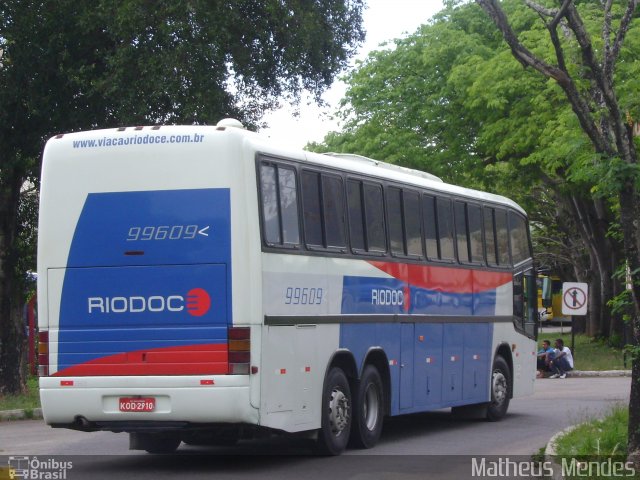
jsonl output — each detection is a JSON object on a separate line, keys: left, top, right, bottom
{"left": 316, "top": 367, "right": 352, "bottom": 455}
{"left": 350, "top": 365, "right": 384, "bottom": 449}
{"left": 486, "top": 355, "right": 510, "bottom": 421}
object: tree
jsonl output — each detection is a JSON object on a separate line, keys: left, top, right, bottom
{"left": 0, "top": 0, "right": 365, "bottom": 395}
{"left": 309, "top": 0, "right": 635, "bottom": 338}
{"left": 475, "top": 0, "right": 640, "bottom": 464}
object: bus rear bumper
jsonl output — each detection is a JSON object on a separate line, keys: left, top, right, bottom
{"left": 39, "top": 375, "right": 257, "bottom": 430}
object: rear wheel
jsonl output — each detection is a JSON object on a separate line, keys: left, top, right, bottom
{"left": 487, "top": 355, "right": 510, "bottom": 421}
{"left": 316, "top": 367, "right": 352, "bottom": 455}
{"left": 350, "top": 365, "right": 384, "bottom": 449}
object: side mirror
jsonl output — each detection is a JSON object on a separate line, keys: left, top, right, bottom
{"left": 541, "top": 277, "right": 552, "bottom": 308}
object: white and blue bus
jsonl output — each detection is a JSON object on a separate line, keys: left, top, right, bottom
{"left": 37, "top": 119, "right": 537, "bottom": 455}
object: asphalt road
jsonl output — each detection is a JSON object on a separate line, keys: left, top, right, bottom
{"left": 0, "top": 376, "right": 630, "bottom": 479}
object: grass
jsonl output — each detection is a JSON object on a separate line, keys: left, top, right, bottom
{"left": 554, "top": 405, "right": 628, "bottom": 457}
{"left": 0, "top": 376, "right": 40, "bottom": 412}
{"left": 537, "top": 334, "right": 628, "bottom": 371}
{"left": 552, "top": 406, "right": 638, "bottom": 480}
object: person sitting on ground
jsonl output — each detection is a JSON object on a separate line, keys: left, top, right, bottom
{"left": 548, "top": 338, "right": 574, "bottom": 379}
{"left": 536, "top": 339, "right": 554, "bottom": 374}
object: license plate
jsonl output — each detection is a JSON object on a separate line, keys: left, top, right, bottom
{"left": 119, "top": 397, "right": 156, "bottom": 412}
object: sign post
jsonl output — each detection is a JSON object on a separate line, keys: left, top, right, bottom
{"left": 561, "top": 282, "right": 588, "bottom": 359}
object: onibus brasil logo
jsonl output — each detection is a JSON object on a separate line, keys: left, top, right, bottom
{"left": 6, "top": 456, "right": 72, "bottom": 479}
{"left": 87, "top": 288, "right": 211, "bottom": 316}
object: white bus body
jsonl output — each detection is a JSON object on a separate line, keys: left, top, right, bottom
{"left": 38, "top": 120, "right": 537, "bottom": 454}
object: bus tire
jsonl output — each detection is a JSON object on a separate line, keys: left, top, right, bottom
{"left": 316, "top": 367, "right": 352, "bottom": 455}
{"left": 486, "top": 355, "right": 510, "bottom": 422}
{"left": 350, "top": 365, "right": 384, "bottom": 449}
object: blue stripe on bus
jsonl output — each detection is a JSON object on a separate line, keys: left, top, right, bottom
{"left": 57, "top": 189, "right": 232, "bottom": 374}
{"left": 341, "top": 276, "right": 500, "bottom": 315}
{"left": 340, "top": 322, "right": 493, "bottom": 415}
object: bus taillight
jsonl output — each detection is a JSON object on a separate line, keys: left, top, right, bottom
{"left": 38, "top": 331, "right": 49, "bottom": 377}
{"left": 228, "top": 327, "right": 250, "bottom": 375}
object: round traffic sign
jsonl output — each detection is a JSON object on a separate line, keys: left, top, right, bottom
{"left": 563, "top": 287, "right": 586, "bottom": 310}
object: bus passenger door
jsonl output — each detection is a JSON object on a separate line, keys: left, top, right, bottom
{"left": 400, "top": 323, "right": 414, "bottom": 410}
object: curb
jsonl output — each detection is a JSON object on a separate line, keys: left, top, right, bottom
{"left": 0, "top": 408, "right": 43, "bottom": 421}
{"left": 570, "top": 370, "right": 631, "bottom": 377}
{"left": 545, "top": 424, "right": 581, "bottom": 480}
{"left": 538, "top": 370, "right": 631, "bottom": 379}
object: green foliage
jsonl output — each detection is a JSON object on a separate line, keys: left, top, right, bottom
{"left": 554, "top": 405, "right": 628, "bottom": 457}
{"left": 0, "top": 376, "right": 40, "bottom": 412}
{"left": 309, "top": 0, "right": 640, "bottom": 210}
{"left": 0, "top": 0, "right": 365, "bottom": 139}
{"left": 0, "top": 0, "right": 365, "bottom": 395}
{"left": 538, "top": 334, "right": 627, "bottom": 370}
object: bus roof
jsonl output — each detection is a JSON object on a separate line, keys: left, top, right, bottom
{"left": 46, "top": 120, "right": 526, "bottom": 216}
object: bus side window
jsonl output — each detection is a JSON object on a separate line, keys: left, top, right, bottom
{"left": 301, "top": 171, "right": 347, "bottom": 251}
{"left": 514, "top": 269, "right": 537, "bottom": 336}
{"left": 423, "top": 195, "right": 439, "bottom": 260}
{"left": 347, "top": 180, "right": 365, "bottom": 251}
{"left": 436, "top": 197, "right": 455, "bottom": 261}
{"left": 363, "top": 183, "right": 387, "bottom": 253}
{"left": 454, "top": 201, "right": 470, "bottom": 263}
{"left": 278, "top": 167, "right": 300, "bottom": 245}
{"left": 404, "top": 190, "right": 422, "bottom": 257}
{"left": 387, "top": 188, "right": 423, "bottom": 258}
{"left": 322, "top": 174, "right": 346, "bottom": 248}
{"left": 387, "top": 187, "right": 404, "bottom": 256}
{"left": 468, "top": 203, "right": 483, "bottom": 263}
{"left": 495, "top": 209, "right": 511, "bottom": 266}
{"left": 259, "top": 163, "right": 300, "bottom": 247}
{"left": 484, "top": 207, "right": 498, "bottom": 266}
{"left": 301, "top": 171, "right": 323, "bottom": 247}
{"left": 509, "top": 211, "right": 532, "bottom": 265}
{"left": 260, "top": 164, "right": 281, "bottom": 245}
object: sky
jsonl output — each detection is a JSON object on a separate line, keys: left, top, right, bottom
{"left": 259, "top": 0, "right": 445, "bottom": 149}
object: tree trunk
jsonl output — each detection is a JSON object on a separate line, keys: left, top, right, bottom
{"left": 562, "top": 194, "right": 617, "bottom": 337}
{"left": 618, "top": 182, "right": 640, "bottom": 467}
{"left": 0, "top": 175, "right": 27, "bottom": 395}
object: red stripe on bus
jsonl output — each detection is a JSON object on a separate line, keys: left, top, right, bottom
{"left": 53, "top": 344, "right": 228, "bottom": 377}
{"left": 368, "top": 261, "right": 512, "bottom": 294}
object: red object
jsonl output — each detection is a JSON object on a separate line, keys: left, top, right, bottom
{"left": 60, "top": 380, "right": 74, "bottom": 386}
{"left": 27, "top": 295, "right": 37, "bottom": 376}
{"left": 119, "top": 397, "right": 156, "bottom": 412}
{"left": 53, "top": 343, "right": 228, "bottom": 377}
{"left": 200, "top": 379, "right": 214, "bottom": 385}
{"left": 37, "top": 330, "right": 49, "bottom": 377}
{"left": 369, "top": 261, "right": 512, "bottom": 294}
{"left": 228, "top": 327, "right": 250, "bottom": 340}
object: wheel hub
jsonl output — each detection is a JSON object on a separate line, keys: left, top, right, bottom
{"left": 363, "top": 383, "right": 380, "bottom": 431}
{"left": 329, "top": 388, "right": 350, "bottom": 435}
{"left": 492, "top": 370, "right": 507, "bottom": 405}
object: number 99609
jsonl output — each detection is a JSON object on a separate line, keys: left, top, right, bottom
{"left": 285, "top": 287, "right": 323, "bottom": 305}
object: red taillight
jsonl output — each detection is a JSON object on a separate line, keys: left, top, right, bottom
{"left": 38, "top": 331, "right": 49, "bottom": 377}
{"left": 228, "top": 327, "right": 250, "bottom": 340}
{"left": 228, "top": 327, "right": 250, "bottom": 375}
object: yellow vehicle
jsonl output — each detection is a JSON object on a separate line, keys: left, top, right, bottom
{"left": 537, "top": 275, "right": 570, "bottom": 323}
